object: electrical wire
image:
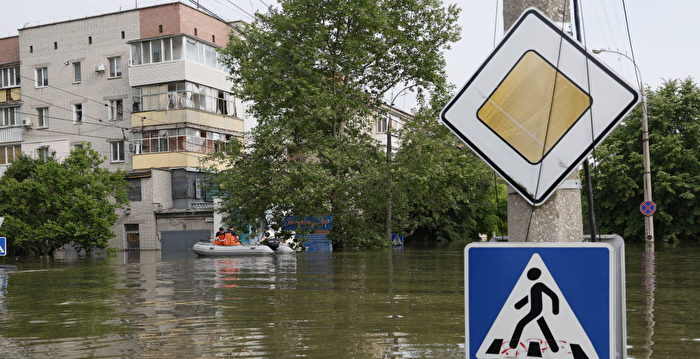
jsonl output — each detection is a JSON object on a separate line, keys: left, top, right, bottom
{"left": 522, "top": 0, "right": 569, "bottom": 243}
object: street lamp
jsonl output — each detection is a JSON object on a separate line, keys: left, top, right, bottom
{"left": 385, "top": 85, "right": 417, "bottom": 244}
{"left": 592, "top": 48, "right": 654, "bottom": 242}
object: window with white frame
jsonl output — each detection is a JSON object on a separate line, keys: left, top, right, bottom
{"left": 108, "top": 57, "right": 122, "bottom": 77}
{"left": 37, "top": 146, "right": 50, "bottom": 161}
{"left": 111, "top": 141, "right": 125, "bottom": 162}
{"left": 73, "top": 62, "right": 81, "bottom": 83}
{"left": 35, "top": 67, "right": 48, "bottom": 87}
{"left": 376, "top": 117, "right": 388, "bottom": 134}
{"left": 0, "top": 107, "right": 20, "bottom": 126}
{"left": 73, "top": 104, "right": 83, "bottom": 123}
{"left": 132, "top": 81, "right": 237, "bottom": 116}
{"left": 0, "top": 66, "right": 20, "bottom": 88}
{"left": 0, "top": 144, "right": 21, "bottom": 165}
{"left": 130, "top": 36, "right": 225, "bottom": 71}
{"left": 37, "top": 107, "right": 49, "bottom": 127}
{"left": 131, "top": 36, "right": 183, "bottom": 66}
{"left": 108, "top": 99, "right": 123, "bottom": 121}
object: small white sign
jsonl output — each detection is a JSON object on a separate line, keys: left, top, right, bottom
{"left": 441, "top": 9, "right": 639, "bottom": 205}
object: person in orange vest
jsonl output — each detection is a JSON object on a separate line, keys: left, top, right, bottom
{"left": 224, "top": 226, "right": 241, "bottom": 246}
{"left": 214, "top": 227, "right": 226, "bottom": 246}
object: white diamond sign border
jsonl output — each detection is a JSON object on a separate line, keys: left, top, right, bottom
{"left": 440, "top": 9, "right": 639, "bottom": 205}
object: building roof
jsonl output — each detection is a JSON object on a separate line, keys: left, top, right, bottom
{"left": 17, "top": 1, "right": 228, "bottom": 32}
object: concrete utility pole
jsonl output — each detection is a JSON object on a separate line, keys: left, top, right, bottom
{"left": 503, "top": 0, "right": 584, "bottom": 242}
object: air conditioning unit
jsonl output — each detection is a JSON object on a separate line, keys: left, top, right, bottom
{"left": 21, "top": 119, "right": 32, "bottom": 127}
{"left": 95, "top": 63, "right": 106, "bottom": 72}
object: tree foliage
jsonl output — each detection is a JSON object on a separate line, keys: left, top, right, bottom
{"left": 393, "top": 91, "right": 506, "bottom": 243}
{"left": 212, "top": 0, "right": 461, "bottom": 248}
{"left": 0, "top": 147, "right": 128, "bottom": 255}
{"left": 590, "top": 78, "right": 700, "bottom": 241}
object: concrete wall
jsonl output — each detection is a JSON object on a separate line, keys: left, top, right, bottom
{"left": 18, "top": 11, "right": 139, "bottom": 170}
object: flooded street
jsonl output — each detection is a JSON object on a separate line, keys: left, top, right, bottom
{"left": 0, "top": 242, "right": 698, "bottom": 358}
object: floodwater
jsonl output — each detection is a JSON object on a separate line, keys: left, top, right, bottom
{"left": 0, "top": 242, "right": 697, "bottom": 358}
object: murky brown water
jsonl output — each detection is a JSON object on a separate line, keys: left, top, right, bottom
{"left": 0, "top": 242, "right": 698, "bottom": 358}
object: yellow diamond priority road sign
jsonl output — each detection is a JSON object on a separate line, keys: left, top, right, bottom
{"left": 441, "top": 9, "right": 639, "bottom": 205}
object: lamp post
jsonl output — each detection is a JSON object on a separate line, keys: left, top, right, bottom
{"left": 592, "top": 48, "right": 654, "bottom": 242}
{"left": 385, "top": 86, "right": 415, "bottom": 244}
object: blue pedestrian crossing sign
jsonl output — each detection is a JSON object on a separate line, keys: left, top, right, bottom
{"left": 391, "top": 233, "right": 404, "bottom": 247}
{"left": 465, "top": 242, "right": 617, "bottom": 359}
{"left": 0, "top": 237, "right": 6, "bottom": 256}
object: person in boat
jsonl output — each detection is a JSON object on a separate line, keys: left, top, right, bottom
{"left": 214, "top": 227, "right": 226, "bottom": 245}
{"left": 258, "top": 226, "right": 280, "bottom": 250}
{"left": 224, "top": 226, "right": 241, "bottom": 246}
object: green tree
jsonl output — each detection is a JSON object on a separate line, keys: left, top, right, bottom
{"left": 0, "top": 147, "right": 128, "bottom": 255}
{"left": 590, "top": 78, "right": 700, "bottom": 241}
{"left": 213, "top": 0, "right": 460, "bottom": 248}
{"left": 392, "top": 92, "right": 506, "bottom": 243}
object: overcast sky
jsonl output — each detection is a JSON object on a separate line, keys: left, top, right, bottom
{"left": 3, "top": 0, "right": 698, "bottom": 113}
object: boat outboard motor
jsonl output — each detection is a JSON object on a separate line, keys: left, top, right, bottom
{"left": 266, "top": 238, "right": 280, "bottom": 251}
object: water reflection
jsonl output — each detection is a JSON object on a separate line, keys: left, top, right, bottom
{"left": 0, "top": 244, "right": 697, "bottom": 358}
{"left": 642, "top": 241, "right": 656, "bottom": 359}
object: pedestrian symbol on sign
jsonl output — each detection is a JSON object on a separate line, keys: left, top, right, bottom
{"left": 477, "top": 254, "right": 598, "bottom": 358}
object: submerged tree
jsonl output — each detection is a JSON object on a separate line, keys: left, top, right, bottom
{"left": 0, "top": 147, "right": 128, "bottom": 256}
{"left": 392, "top": 91, "right": 506, "bottom": 243}
{"left": 590, "top": 78, "right": 700, "bottom": 241}
{"left": 213, "top": 0, "right": 461, "bottom": 248}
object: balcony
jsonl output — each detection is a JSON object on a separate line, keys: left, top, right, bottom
{"left": 131, "top": 109, "right": 243, "bottom": 133}
{"left": 0, "top": 88, "right": 21, "bottom": 104}
{"left": 129, "top": 60, "right": 231, "bottom": 93}
{"left": 0, "top": 126, "right": 24, "bottom": 143}
{"left": 132, "top": 151, "right": 226, "bottom": 171}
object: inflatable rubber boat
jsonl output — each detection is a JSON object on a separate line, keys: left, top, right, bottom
{"left": 193, "top": 242, "right": 274, "bottom": 256}
{"left": 192, "top": 241, "right": 296, "bottom": 256}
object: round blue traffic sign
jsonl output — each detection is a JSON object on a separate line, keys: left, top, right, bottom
{"left": 640, "top": 201, "right": 656, "bottom": 216}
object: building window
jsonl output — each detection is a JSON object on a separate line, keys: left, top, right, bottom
{"left": 133, "top": 128, "right": 226, "bottom": 155}
{"left": 376, "top": 117, "right": 388, "bottom": 133}
{"left": 73, "top": 62, "right": 81, "bottom": 83}
{"left": 132, "top": 81, "right": 237, "bottom": 115}
{"left": 212, "top": 34, "right": 215, "bottom": 43}
{"left": 74, "top": 143, "right": 85, "bottom": 150}
{"left": 37, "top": 107, "right": 49, "bottom": 127}
{"left": 108, "top": 56, "right": 122, "bottom": 77}
{"left": 73, "top": 104, "right": 83, "bottom": 123}
{"left": 111, "top": 141, "right": 125, "bottom": 162}
{"left": 121, "top": 30, "right": 125, "bottom": 39}
{"left": 109, "top": 99, "right": 123, "bottom": 121}
{"left": 29, "top": 45, "right": 33, "bottom": 53}
{"left": 37, "top": 146, "right": 50, "bottom": 161}
{"left": 0, "top": 145, "right": 21, "bottom": 165}
{"left": 158, "top": 24, "right": 163, "bottom": 33}
{"left": 0, "top": 107, "right": 19, "bottom": 126}
{"left": 0, "top": 66, "right": 20, "bottom": 88}
{"left": 35, "top": 67, "right": 48, "bottom": 87}
{"left": 127, "top": 178, "right": 142, "bottom": 201}
{"left": 194, "top": 28, "right": 198, "bottom": 36}
{"left": 54, "top": 41, "right": 57, "bottom": 50}
{"left": 88, "top": 36, "right": 92, "bottom": 44}
{"left": 124, "top": 224, "right": 140, "bottom": 250}
{"left": 131, "top": 36, "right": 185, "bottom": 66}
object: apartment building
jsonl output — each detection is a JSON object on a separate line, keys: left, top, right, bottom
{"left": 1, "top": 2, "right": 413, "bottom": 252}
{"left": 0, "top": 36, "right": 22, "bottom": 177}
{"left": 5, "top": 2, "right": 245, "bottom": 251}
